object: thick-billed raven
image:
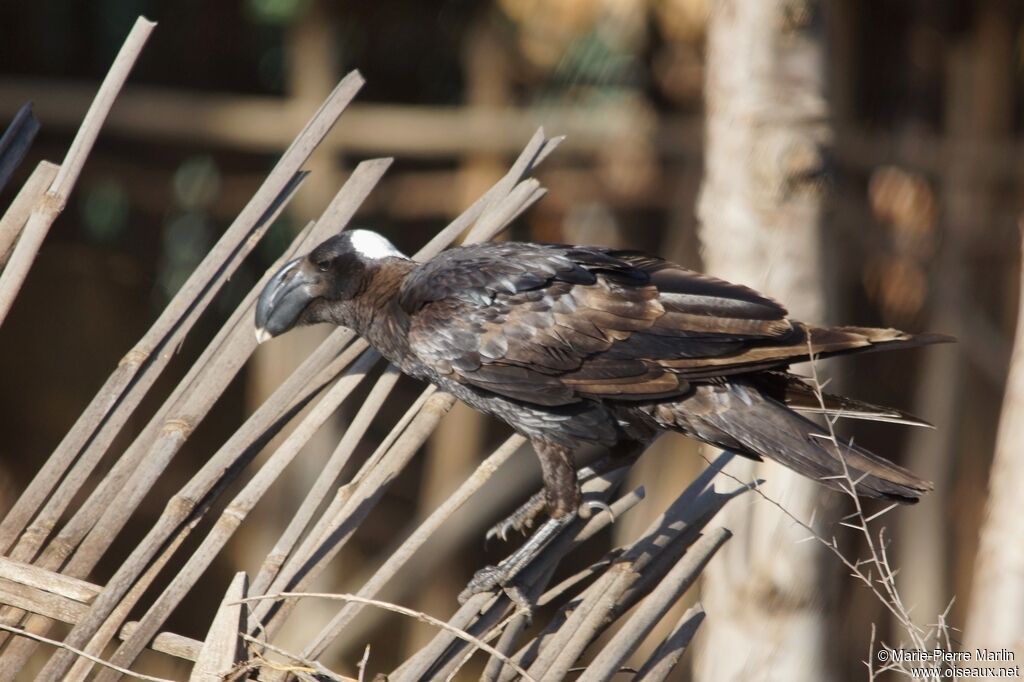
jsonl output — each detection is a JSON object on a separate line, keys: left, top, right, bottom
{"left": 255, "top": 229, "right": 948, "bottom": 594}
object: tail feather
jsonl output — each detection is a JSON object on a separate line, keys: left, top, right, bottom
{"left": 730, "top": 398, "right": 931, "bottom": 502}
{"left": 650, "top": 382, "right": 933, "bottom": 502}
{"left": 663, "top": 326, "right": 953, "bottom": 380}
{"left": 757, "top": 372, "right": 933, "bottom": 428}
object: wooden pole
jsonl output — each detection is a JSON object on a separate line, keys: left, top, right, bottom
{"left": 694, "top": 1, "right": 834, "bottom": 680}
{"left": 965, "top": 229, "right": 1024, "bottom": 657}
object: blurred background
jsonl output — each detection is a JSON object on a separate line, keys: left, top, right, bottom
{"left": 0, "top": 0, "right": 1021, "bottom": 679}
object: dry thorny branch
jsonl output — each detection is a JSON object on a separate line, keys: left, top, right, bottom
{"left": 698, "top": 340, "right": 955, "bottom": 682}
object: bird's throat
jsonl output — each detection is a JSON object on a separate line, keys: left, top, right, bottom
{"left": 343, "top": 260, "right": 416, "bottom": 365}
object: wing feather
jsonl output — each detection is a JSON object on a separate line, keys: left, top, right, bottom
{"left": 402, "top": 243, "right": 938, "bottom": 407}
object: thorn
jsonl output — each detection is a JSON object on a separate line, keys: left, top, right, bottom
{"left": 863, "top": 503, "right": 899, "bottom": 524}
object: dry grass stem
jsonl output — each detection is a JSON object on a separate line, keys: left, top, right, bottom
{"left": 0, "top": 623, "right": 173, "bottom": 682}
{"left": 236, "top": 592, "right": 538, "bottom": 682}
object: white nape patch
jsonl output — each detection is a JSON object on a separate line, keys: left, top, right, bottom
{"left": 347, "top": 229, "right": 406, "bottom": 260}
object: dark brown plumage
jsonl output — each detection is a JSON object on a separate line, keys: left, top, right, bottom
{"left": 255, "top": 229, "right": 950, "bottom": 592}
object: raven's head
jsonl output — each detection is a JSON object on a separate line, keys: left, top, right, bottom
{"left": 254, "top": 229, "right": 407, "bottom": 343}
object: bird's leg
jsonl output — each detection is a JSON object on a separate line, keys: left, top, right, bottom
{"left": 485, "top": 464, "right": 604, "bottom": 543}
{"left": 462, "top": 515, "right": 575, "bottom": 606}
{"left": 486, "top": 446, "right": 588, "bottom": 544}
{"left": 463, "top": 442, "right": 580, "bottom": 604}
{"left": 485, "top": 438, "right": 650, "bottom": 543}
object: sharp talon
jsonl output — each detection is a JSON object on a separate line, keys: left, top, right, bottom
{"left": 485, "top": 493, "right": 548, "bottom": 545}
{"left": 465, "top": 516, "right": 572, "bottom": 606}
{"left": 460, "top": 564, "right": 508, "bottom": 603}
{"left": 581, "top": 499, "right": 615, "bottom": 523}
{"left": 485, "top": 518, "right": 520, "bottom": 546}
{"left": 459, "top": 566, "right": 536, "bottom": 615}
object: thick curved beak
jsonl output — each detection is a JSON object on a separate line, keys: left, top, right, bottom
{"left": 254, "top": 257, "right": 318, "bottom": 343}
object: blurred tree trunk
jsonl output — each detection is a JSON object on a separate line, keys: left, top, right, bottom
{"left": 898, "top": 1, "right": 1014, "bottom": 636}
{"left": 965, "top": 230, "right": 1024, "bottom": 660}
{"left": 694, "top": 1, "right": 833, "bottom": 680}
{"left": 962, "top": 3, "right": 1024, "bottom": 660}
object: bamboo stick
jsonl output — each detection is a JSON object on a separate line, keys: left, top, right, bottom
{"left": 407, "top": 402, "right": 486, "bottom": 654}
{"left": 0, "top": 18, "right": 154, "bottom": 328}
{"left": 0, "top": 161, "right": 57, "bottom": 268}
{"left": 1, "top": 171, "right": 306, "bottom": 567}
{"left": 120, "top": 623, "right": 201, "bottom": 662}
{"left": 5, "top": 155, "right": 384, "bottom": 677}
{"left": 0, "top": 624, "right": 173, "bottom": 682}
{"left": 0, "top": 563, "right": 204, "bottom": 664}
{"left": 79, "top": 345, "right": 379, "bottom": 682}
{"left": 633, "top": 606, "right": 705, "bottom": 682}
{"left": 31, "top": 162, "right": 378, "bottom": 682}
{"left": 62, "top": 159, "right": 388, "bottom": 578}
{"left": 190, "top": 572, "right": 249, "bottom": 682}
{"left": 309, "top": 440, "right": 543, "bottom": 658}
{"left": 493, "top": 453, "right": 739, "bottom": 682}
{"left": 389, "top": 592, "right": 496, "bottom": 682}
{"left": 577, "top": 528, "right": 730, "bottom": 682}
{"left": 480, "top": 613, "right": 530, "bottom": 682}
{"left": 64, "top": 506, "right": 197, "bottom": 682}
{"left": 397, "top": 469, "right": 632, "bottom": 682}
{"left": 248, "top": 367, "right": 403, "bottom": 596}
{"left": 0, "top": 190, "right": 307, "bottom": 659}
{"left": 416, "top": 128, "right": 559, "bottom": 258}
{"left": 253, "top": 391, "right": 455, "bottom": 637}
{"left": 61, "top": 158, "right": 391, "bottom": 665}
{"left": 73, "top": 129, "right": 558, "bottom": 680}
{"left": 0, "top": 67, "right": 363, "bottom": 562}
{"left": 300, "top": 434, "right": 527, "bottom": 660}
{"left": 430, "top": 481, "right": 648, "bottom": 682}
{"left": 50, "top": 19, "right": 156, "bottom": 199}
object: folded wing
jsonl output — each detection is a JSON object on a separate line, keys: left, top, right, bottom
{"left": 402, "top": 243, "right": 945, "bottom": 406}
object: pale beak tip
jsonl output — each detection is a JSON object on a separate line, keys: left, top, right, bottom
{"left": 255, "top": 327, "right": 273, "bottom": 345}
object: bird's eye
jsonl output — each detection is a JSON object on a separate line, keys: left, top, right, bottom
{"left": 316, "top": 260, "right": 330, "bottom": 272}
